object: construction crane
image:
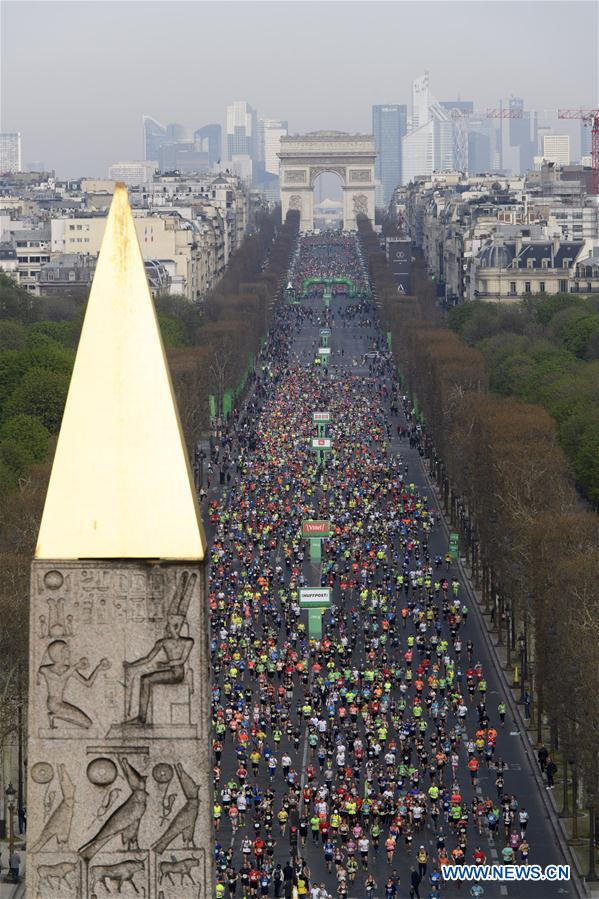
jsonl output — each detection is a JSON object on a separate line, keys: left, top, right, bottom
{"left": 486, "top": 108, "right": 524, "bottom": 119}
{"left": 557, "top": 108, "right": 599, "bottom": 194}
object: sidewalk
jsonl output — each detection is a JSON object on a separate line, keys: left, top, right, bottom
{"left": 0, "top": 839, "right": 25, "bottom": 899}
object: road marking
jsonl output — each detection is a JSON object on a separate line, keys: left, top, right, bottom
{"left": 506, "top": 763, "right": 521, "bottom": 771}
{"left": 500, "top": 887, "right": 508, "bottom": 895}
{"left": 490, "top": 848, "right": 498, "bottom": 859}
{"left": 509, "top": 731, "right": 521, "bottom": 736}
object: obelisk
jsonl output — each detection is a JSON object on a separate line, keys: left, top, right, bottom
{"left": 27, "top": 185, "right": 213, "bottom": 898}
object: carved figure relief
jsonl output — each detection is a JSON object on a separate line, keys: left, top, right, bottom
{"left": 352, "top": 193, "right": 369, "bottom": 216}
{"left": 123, "top": 573, "right": 196, "bottom": 726}
{"left": 79, "top": 757, "right": 148, "bottom": 860}
{"left": 29, "top": 562, "right": 210, "bottom": 898}
{"left": 30, "top": 764, "right": 75, "bottom": 852}
{"left": 288, "top": 195, "right": 302, "bottom": 211}
{"left": 37, "top": 640, "right": 111, "bottom": 730}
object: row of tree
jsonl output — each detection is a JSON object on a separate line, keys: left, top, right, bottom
{"left": 448, "top": 295, "right": 599, "bottom": 505}
{"left": 166, "top": 207, "right": 299, "bottom": 450}
{"left": 357, "top": 215, "right": 599, "bottom": 867}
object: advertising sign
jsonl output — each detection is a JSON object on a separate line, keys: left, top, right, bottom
{"left": 312, "top": 412, "right": 331, "bottom": 423}
{"left": 299, "top": 588, "right": 331, "bottom": 608}
{"left": 302, "top": 520, "right": 332, "bottom": 538}
{"left": 311, "top": 438, "right": 332, "bottom": 449}
{"left": 318, "top": 347, "right": 331, "bottom": 356}
{"left": 386, "top": 238, "right": 412, "bottom": 295}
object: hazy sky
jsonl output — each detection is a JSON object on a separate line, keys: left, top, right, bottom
{"left": 1, "top": 0, "right": 598, "bottom": 177}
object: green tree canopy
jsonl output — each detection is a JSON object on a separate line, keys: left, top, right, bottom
{"left": 0, "top": 413, "right": 50, "bottom": 463}
{"left": 0, "top": 273, "right": 41, "bottom": 322}
{"left": 6, "top": 367, "right": 70, "bottom": 432}
{"left": 0, "top": 321, "right": 27, "bottom": 350}
{"left": 158, "top": 314, "right": 188, "bottom": 348}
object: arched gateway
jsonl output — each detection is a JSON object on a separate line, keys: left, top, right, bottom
{"left": 279, "top": 131, "right": 376, "bottom": 232}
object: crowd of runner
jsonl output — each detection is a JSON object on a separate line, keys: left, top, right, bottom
{"left": 289, "top": 233, "right": 368, "bottom": 294}
{"left": 207, "top": 236, "right": 535, "bottom": 899}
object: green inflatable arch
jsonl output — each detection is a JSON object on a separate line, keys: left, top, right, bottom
{"left": 300, "top": 277, "right": 357, "bottom": 298}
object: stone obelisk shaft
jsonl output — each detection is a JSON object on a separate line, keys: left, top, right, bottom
{"left": 27, "top": 185, "right": 213, "bottom": 899}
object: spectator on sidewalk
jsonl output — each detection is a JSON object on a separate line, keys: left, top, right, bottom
{"left": 546, "top": 757, "right": 557, "bottom": 789}
{"left": 9, "top": 849, "right": 20, "bottom": 882}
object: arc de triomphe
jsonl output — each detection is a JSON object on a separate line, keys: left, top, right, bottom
{"left": 278, "top": 131, "right": 376, "bottom": 232}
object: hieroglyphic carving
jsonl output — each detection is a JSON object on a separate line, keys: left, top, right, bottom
{"left": 152, "top": 764, "right": 199, "bottom": 854}
{"left": 28, "top": 562, "right": 212, "bottom": 898}
{"left": 36, "top": 861, "right": 77, "bottom": 892}
{"left": 30, "top": 764, "right": 75, "bottom": 853}
{"left": 89, "top": 857, "right": 146, "bottom": 894}
{"left": 79, "top": 757, "right": 148, "bottom": 859}
{"left": 159, "top": 856, "right": 201, "bottom": 887}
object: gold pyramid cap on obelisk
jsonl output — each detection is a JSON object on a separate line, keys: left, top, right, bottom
{"left": 36, "top": 184, "right": 206, "bottom": 560}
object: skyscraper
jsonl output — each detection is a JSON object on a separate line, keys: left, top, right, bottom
{"left": 194, "top": 124, "right": 222, "bottom": 166}
{"left": 372, "top": 105, "right": 407, "bottom": 206}
{"left": 440, "top": 101, "right": 474, "bottom": 172}
{"left": 402, "top": 121, "right": 434, "bottom": 184}
{"left": 166, "top": 123, "right": 186, "bottom": 141}
{"left": 258, "top": 120, "right": 288, "bottom": 176}
{"left": 402, "top": 75, "right": 455, "bottom": 184}
{"left": 143, "top": 116, "right": 167, "bottom": 161}
{"left": 581, "top": 120, "right": 592, "bottom": 160}
{"left": 467, "top": 118, "right": 495, "bottom": 174}
{"left": 411, "top": 73, "right": 431, "bottom": 130}
{"left": 508, "top": 97, "right": 536, "bottom": 174}
{"left": 226, "top": 101, "right": 258, "bottom": 160}
{"left": 542, "top": 134, "right": 571, "bottom": 166}
{"left": 0, "top": 133, "right": 22, "bottom": 173}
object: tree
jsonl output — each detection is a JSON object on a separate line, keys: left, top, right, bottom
{"left": 6, "top": 367, "right": 70, "bottom": 433}
{"left": 0, "top": 414, "right": 50, "bottom": 463}
{"left": 0, "top": 321, "right": 26, "bottom": 351}
{"left": 0, "top": 459, "right": 16, "bottom": 500}
{"left": 158, "top": 314, "right": 187, "bottom": 348}
{"left": 0, "top": 273, "right": 41, "bottom": 323}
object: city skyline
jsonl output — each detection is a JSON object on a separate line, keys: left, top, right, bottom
{"left": 1, "top": 1, "right": 597, "bottom": 178}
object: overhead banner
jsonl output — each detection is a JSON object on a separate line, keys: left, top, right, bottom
{"left": 387, "top": 238, "right": 412, "bottom": 296}
{"left": 299, "top": 588, "right": 332, "bottom": 608}
{"left": 302, "top": 520, "right": 332, "bottom": 538}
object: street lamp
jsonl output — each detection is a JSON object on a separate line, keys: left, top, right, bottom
{"left": 5, "top": 783, "right": 15, "bottom": 881}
